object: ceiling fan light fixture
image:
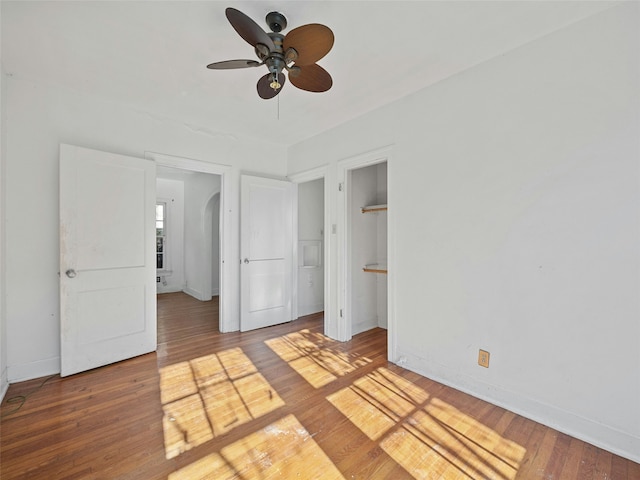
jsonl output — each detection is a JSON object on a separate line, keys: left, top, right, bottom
{"left": 269, "top": 73, "right": 282, "bottom": 90}
{"left": 284, "top": 47, "right": 298, "bottom": 64}
{"left": 255, "top": 43, "right": 270, "bottom": 59}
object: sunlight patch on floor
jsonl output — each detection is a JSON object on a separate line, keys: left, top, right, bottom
{"left": 327, "top": 367, "right": 526, "bottom": 479}
{"left": 265, "top": 329, "right": 372, "bottom": 388}
{"left": 327, "top": 367, "right": 430, "bottom": 440}
{"left": 159, "top": 347, "right": 284, "bottom": 459}
{"left": 168, "top": 414, "right": 345, "bottom": 480}
{"left": 381, "top": 398, "right": 526, "bottom": 479}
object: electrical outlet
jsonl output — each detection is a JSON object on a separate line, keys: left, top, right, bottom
{"left": 478, "top": 349, "right": 490, "bottom": 368}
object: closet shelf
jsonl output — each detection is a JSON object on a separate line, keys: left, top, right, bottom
{"left": 363, "top": 263, "right": 387, "bottom": 274}
{"left": 361, "top": 204, "right": 387, "bottom": 213}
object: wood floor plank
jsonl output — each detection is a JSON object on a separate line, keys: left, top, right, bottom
{"left": 610, "top": 453, "right": 629, "bottom": 479}
{"left": 1, "top": 292, "right": 638, "bottom": 479}
{"left": 577, "top": 442, "right": 599, "bottom": 480}
{"left": 560, "top": 436, "right": 592, "bottom": 479}
{"left": 544, "top": 432, "right": 572, "bottom": 477}
{"left": 628, "top": 457, "right": 640, "bottom": 480}
{"left": 594, "top": 448, "right": 613, "bottom": 480}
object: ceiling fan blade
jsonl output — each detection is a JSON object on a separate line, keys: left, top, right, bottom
{"left": 257, "top": 72, "right": 286, "bottom": 99}
{"left": 226, "top": 8, "right": 275, "bottom": 52}
{"left": 206, "top": 59, "right": 261, "bottom": 70}
{"left": 283, "top": 24, "right": 334, "bottom": 66}
{"left": 289, "top": 64, "right": 332, "bottom": 93}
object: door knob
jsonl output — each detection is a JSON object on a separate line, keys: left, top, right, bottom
{"left": 65, "top": 269, "right": 77, "bottom": 278}
{"left": 243, "top": 258, "right": 250, "bottom": 264}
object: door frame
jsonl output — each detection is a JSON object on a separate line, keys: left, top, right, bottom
{"left": 288, "top": 166, "right": 332, "bottom": 336}
{"left": 336, "top": 145, "right": 396, "bottom": 360}
{"left": 203, "top": 192, "right": 221, "bottom": 299}
{"left": 145, "top": 151, "right": 236, "bottom": 333}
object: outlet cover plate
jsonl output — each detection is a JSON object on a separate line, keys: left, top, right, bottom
{"left": 478, "top": 349, "right": 490, "bottom": 368}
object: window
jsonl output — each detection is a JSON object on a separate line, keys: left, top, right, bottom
{"left": 156, "top": 202, "right": 167, "bottom": 270}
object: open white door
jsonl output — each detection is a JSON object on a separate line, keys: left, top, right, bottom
{"left": 60, "top": 144, "right": 156, "bottom": 377}
{"left": 240, "top": 175, "right": 293, "bottom": 332}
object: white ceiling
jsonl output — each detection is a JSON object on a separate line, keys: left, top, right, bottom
{"left": 1, "top": 1, "right": 615, "bottom": 147}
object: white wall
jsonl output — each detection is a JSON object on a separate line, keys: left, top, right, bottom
{"left": 297, "top": 178, "right": 324, "bottom": 316}
{"left": 156, "top": 178, "right": 185, "bottom": 293}
{"left": 0, "top": 7, "right": 8, "bottom": 401}
{"left": 183, "top": 173, "right": 220, "bottom": 301}
{"left": 3, "top": 76, "right": 285, "bottom": 382}
{"left": 288, "top": 4, "right": 640, "bottom": 462}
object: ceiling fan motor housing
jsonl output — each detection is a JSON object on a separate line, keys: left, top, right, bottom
{"left": 263, "top": 33, "right": 285, "bottom": 78}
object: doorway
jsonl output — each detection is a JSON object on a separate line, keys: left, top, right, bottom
{"left": 348, "top": 162, "right": 387, "bottom": 336}
{"left": 289, "top": 167, "right": 331, "bottom": 336}
{"left": 155, "top": 167, "right": 221, "bottom": 336}
{"left": 297, "top": 178, "right": 325, "bottom": 320}
{"left": 147, "top": 151, "right": 234, "bottom": 333}
{"left": 335, "top": 145, "right": 395, "bottom": 360}
{"left": 155, "top": 167, "right": 221, "bottom": 300}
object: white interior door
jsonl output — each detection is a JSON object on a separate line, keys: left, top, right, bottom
{"left": 241, "top": 175, "right": 293, "bottom": 331}
{"left": 60, "top": 144, "right": 156, "bottom": 377}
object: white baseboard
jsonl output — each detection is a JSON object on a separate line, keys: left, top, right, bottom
{"left": 7, "top": 356, "right": 60, "bottom": 383}
{"left": 183, "top": 286, "right": 210, "bottom": 302}
{"left": 156, "top": 285, "right": 183, "bottom": 294}
{"left": 394, "top": 349, "right": 640, "bottom": 464}
{"left": 0, "top": 366, "right": 9, "bottom": 402}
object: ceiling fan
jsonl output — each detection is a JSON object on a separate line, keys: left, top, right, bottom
{"left": 206, "top": 8, "right": 334, "bottom": 99}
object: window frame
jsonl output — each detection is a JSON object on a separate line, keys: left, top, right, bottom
{"left": 156, "top": 201, "right": 169, "bottom": 273}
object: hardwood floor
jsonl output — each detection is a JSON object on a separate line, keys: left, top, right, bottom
{"left": 1, "top": 292, "right": 638, "bottom": 479}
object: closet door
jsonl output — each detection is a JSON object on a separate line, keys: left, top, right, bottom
{"left": 240, "top": 175, "right": 294, "bottom": 331}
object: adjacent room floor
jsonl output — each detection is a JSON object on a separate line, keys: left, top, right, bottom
{"left": 1, "top": 292, "right": 638, "bottom": 479}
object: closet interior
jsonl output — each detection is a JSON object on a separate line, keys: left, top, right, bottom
{"left": 349, "top": 161, "right": 387, "bottom": 335}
